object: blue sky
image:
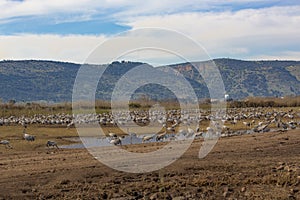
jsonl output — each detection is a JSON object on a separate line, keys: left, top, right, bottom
{"left": 0, "top": 16, "right": 130, "bottom": 35}
{"left": 0, "top": 0, "right": 294, "bottom": 36}
{"left": 0, "top": 0, "right": 300, "bottom": 63}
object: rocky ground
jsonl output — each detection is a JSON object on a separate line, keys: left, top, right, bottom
{"left": 0, "top": 129, "right": 299, "bottom": 199}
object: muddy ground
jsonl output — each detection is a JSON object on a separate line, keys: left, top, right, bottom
{"left": 0, "top": 130, "right": 299, "bottom": 200}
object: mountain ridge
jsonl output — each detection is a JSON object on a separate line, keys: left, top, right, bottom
{"left": 0, "top": 58, "right": 300, "bottom": 102}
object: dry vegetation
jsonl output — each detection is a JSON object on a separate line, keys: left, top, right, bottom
{"left": 229, "top": 96, "right": 300, "bottom": 108}
{"left": 1, "top": 96, "right": 300, "bottom": 117}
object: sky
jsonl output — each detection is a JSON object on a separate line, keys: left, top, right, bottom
{"left": 0, "top": 0, "right": 300, "bottom": 64}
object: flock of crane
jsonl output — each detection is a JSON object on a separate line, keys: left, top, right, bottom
{"left": 0, "top": 137, "right": 58, "bottom": 150}
{"left": 0, "top": 124, "right": 59, "bottom": 149}
{"left": 0, "top": 107, "right": 299, "bottom": 148}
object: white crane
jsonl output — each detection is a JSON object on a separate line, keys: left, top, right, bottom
{"left": 187, "top": 127, "right": 194, "bottom": 138}
{"left": 110, "top": 137, "right": 122, "bottom": 146}
{"left": 231, "top": 118, "right": 238, "bottom": 126}
{"left": 243, "top": 121, "right": 251, "bottom": 129}
{"left": 167, "top": 127, "right": 175, "bottom": 132}
{"left": 66, "top": 121, "right": 74, "bottom": 129}
{"left": 108, "top": 132, "right": 117, "bottom": 138}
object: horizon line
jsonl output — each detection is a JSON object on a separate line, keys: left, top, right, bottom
{"left": 1, "top": 57, "right": 300, "bottom": 66}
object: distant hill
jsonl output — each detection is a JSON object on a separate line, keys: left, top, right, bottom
{"left": 0, "top": 60, "right": 79, "bottom": 102}
{"left": 0, "top": 58, "right": 300, "bottom": 102}
{"left": 167, "top": 58, "right": 300, "bottom": 100}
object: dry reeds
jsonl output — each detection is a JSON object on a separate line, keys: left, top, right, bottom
{"left": 229, "top": 96, "right": 300, "bottom": 108}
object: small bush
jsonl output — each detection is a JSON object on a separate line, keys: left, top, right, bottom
{"left": 129, "top": 102, "right": 141, "bottom": 109}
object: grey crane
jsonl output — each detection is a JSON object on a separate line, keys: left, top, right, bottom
{"left": 0, "top": 140, "right": 12, "bottom": 148}
{"left": 46, "top": 140, "right": 59, "bottom": 149}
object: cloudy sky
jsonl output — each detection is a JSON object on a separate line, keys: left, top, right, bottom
{"left": 0, "top": 0, "right": 299, "bottom": 63}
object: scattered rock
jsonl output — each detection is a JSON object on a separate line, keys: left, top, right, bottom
{"left": 165, "top": 193, "right": 172, "bottom": 200}
{"left": 290, "top": 188, "right": 299, "bottom": 194}
{"left": 159, "top": 187, "right": 165, "bottom": 192}
{"left": 21, "top": 188, "right": 30, "bottom": 194}
{"left": 172, "top": 196, "right": 185, "bottom": 200}
{"left": 60, "top": 179, "right": 70, "bottom": 185}
{"left": 100, "top": 192, "right": 108, "bottom": 199}
{"left": 279, "top": 141, "right": 286, "bottom": 145}
{"left": 44, "top": 194, "right": 54, "bottom": 199}
{"left": 284, "top": 165, "right": 292, "bottom": 172}
{"left": 288, "top": 194, "right": 296, "bottom": 200}
{"left": 223, "top": 186, "right": 229, "bottom": 192}
{"left": 241, "top": 187, "right": 246, "bottom": 192}
{"left": 223, "top": 186, "right": 230, "bottom": 197}
{"left": 150, "top": 193, "right": 158, "bottom": 200}
{"left": 113, "top": 180, "right": 121, "bottom": 184}
{"left": 47, "top": 169, "right": 56, "bottom": 173}
{"left": 276, "top": 165, "right": 284, "bottom": 170}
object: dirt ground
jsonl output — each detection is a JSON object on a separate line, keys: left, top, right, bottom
{"left": 0, "top": 129, "right": 299, "bottom": 200}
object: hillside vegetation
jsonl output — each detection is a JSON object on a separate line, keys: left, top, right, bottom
{"left": 0, "top": 58, "right": 300, "bottom": 102}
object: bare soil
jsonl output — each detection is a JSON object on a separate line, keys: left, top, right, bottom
{"left": 0, "top": 130, "right": 299, "bottom": 199}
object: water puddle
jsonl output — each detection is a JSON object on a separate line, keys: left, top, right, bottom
{"left": 60, "top": 128, "right": 282, "bottom": 149}
{"left": 60, "top": 133, "right": 195, "bottom": 149}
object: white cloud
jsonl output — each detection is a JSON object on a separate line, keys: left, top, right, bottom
{"left": 126, "top": 6, "right": 300, "bottom": 38}
{"left": 0, "top": 2, "right": 300, "bottom": 62}
{"left": 0, "top": 34, "right": 107, "bottom": 63}
{"left": 0, "top": 0, "right": 97, "bottom": 20}
{"left": 248, "top": 51, "right": 300, "bottom": 61}
{"left": 0, "top": 0, "right": 287, "bottom": 21}
{"left": 123, "top": 6, "right": 300, "bottom": 60}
